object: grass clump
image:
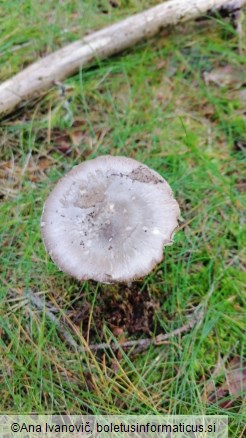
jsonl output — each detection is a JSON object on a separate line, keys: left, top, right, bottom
{"left": 0, "top": 1, "right": 245, "bottom": 434}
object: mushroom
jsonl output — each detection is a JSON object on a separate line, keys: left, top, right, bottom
{"left": 41, "top": 156, "right": 180, "bottom": 283}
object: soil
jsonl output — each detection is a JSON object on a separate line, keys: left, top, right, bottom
{"left": 68, "top": 283, "right": 163, "bottom": 341}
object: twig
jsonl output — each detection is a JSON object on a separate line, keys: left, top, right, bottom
{"left": 1, "top": 0, "right": 245, "bottom": 117}
{"left": 25, "top": 289, "right": 202, "bottom": 354}
{"left": 25, "top": 290, "right": 80, "bottom": 351}
{"left": 93, "top": 311, "right": 202, "bottom": 352}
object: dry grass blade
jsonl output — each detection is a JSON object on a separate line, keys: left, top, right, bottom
{"left": 24, "top": 289, "right": 201, "bottom": 354}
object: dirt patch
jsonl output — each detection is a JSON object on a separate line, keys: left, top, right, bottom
{"left": 68, "top": 284, "right": 163, "bottom": 340}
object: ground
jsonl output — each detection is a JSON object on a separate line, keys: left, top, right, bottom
{"left": 0, "top": 1, "right": 245, "bottom": 436}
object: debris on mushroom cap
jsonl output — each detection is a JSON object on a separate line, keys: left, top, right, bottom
{"left": 41, "top": 156, "right": 180, "bottom": 283}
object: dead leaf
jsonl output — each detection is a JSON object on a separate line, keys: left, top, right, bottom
{"left": 226, "top": 357, "right": 246, "bottom": 396}
{"left": 205, "top": 357, "right": 246, "bottom": 408}
{"left": 37, "top": 157, "right": 53, "bottom": 171}
{"left": 69, "top": 129, "right": 86, "bottom": 147}
{"left": 203, "top": 65, "right": 245, "bottom": 88}
{"left": 156, "top": 60, "right": 166, "bottom": 70}
{"left": 51, "top": 131, "right": 72, "bottom": 154}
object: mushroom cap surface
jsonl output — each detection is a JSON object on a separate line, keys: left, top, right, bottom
{"left": 41, "top": 156, "right": 180, "bottom": 282}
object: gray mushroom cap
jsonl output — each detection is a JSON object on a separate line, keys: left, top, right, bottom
{"left": 41, "top": 156, "right": 180, "bottom": 283}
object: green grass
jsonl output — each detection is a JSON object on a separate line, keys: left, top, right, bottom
{"left": 0, "top": 0, "right": 245, "bottom": 435}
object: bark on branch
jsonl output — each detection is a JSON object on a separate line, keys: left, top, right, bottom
{"left": 0, "top": 0, "right": 245, "bottom": 117}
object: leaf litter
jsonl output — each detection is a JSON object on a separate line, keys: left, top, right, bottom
{"left": 204, "top": 357, "right": 246, "bottom": 409}
{"left": 67, "top": 284, "right": 162, "bottom": 341}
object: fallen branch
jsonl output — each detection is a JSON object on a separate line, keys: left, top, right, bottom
{"left": 25, "top": 289, "right": 202, "bottom": 354}
{"left": 91, "top": 312, "right": 201, "bottom": 353}
{"left": 25, "top": 290, "right": 80, "bottom": 351}
{"left": 1, "top": 0, "right": 245, "bottom": 117}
